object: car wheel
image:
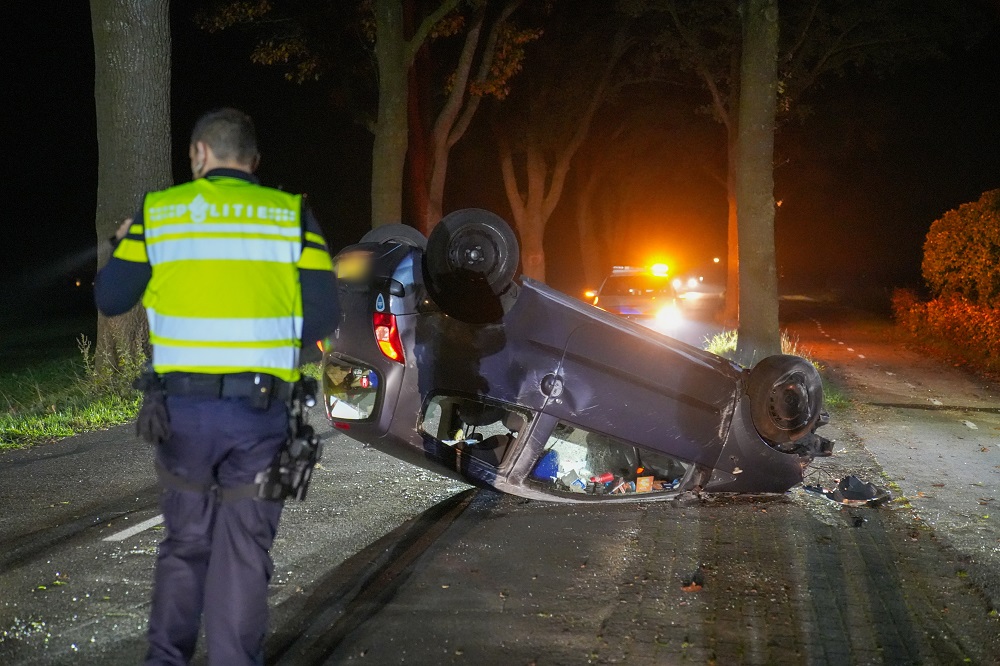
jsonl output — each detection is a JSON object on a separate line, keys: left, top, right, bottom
{"left": 360, "top": 223, "right": 427, "bottom": 249}
{"left": 746, "top": 354, "right": 823, "bottom": 445}
{"left": 423, "top": 208, "right": 520, "bottom": 324}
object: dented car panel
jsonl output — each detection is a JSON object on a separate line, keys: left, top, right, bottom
{"left": 323, "top": 211, "right": 831, "bottom": 503}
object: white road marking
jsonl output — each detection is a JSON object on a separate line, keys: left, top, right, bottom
{"left": 103, "top": 514, "right": 164, "bottom": 542}
{"left": 858, "top": 354, "right": 865, "bottom": 359}
{"left": 847, "top": 347, "right": 854, "bottom": 352}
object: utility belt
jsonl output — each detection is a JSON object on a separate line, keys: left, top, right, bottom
{"left": 135, "top": 369, "right": 323, "bottom": 502}
{"left": 160, "top": 372, "right": 294, "bottom": 409}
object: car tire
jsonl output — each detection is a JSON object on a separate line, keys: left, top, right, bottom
{"left": 425, "top": 208, "right": 519, "bottom": 293}
{"left": 423, "top": 208, "right": 520, "bottom": 324}
{"left": 746, "top": 354, "right": 823, "bottom": 445}
{"left": 360, "top": 223, "right": 427, "bottom": 249}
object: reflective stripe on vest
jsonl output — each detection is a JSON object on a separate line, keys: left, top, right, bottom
{"left": 142, "top": 176, "right": 305, "bottom": 382}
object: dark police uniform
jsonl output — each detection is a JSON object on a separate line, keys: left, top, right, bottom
{"left": 95, "top": 168, "right": 339, "bottom": 665}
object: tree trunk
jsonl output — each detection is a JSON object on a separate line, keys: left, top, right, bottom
{"left": 404, "top": 38, "right": 431, "bottom": 233}
{"left": 518, "top": 210, "right": 547, "bottom": 284}
{"left": 497, "top": 23, "right": 625, "bottom": 284}
{"left": 734, "top": 0, "right": 780, "bottom": 367}
{"left": 499, "top": 141, "right": 548, "bottom": 282}
{"left": 575, "top": 163, "right": 605, "bottom": 289}
{"left": 403, "top": 0, "right": 431, "bottom": 233}
{"left": 723, "top": 124, "right": 739, "bottom": 326}
{"left": 372, "top": 0, "right": 409, "bottom": 228}
{"left": 721, "top": 48, "right": 741, "bottom": 327}
{"left": 91, "top": 0, "right": 171, "bottom": 371}
{"left": 426, "top": 9, "right": 484, "bottom": 229}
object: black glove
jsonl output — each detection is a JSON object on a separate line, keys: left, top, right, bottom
{"left": 133, "top": 371, "right": 171, "bottom": 444}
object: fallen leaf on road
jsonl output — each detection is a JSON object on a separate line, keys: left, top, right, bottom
{"left": 962, "top": 420, "right": 979, "bottom": 430}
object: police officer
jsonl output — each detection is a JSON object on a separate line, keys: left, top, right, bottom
{"left": 94, "top": 107, "right": 339, "bottom": 665}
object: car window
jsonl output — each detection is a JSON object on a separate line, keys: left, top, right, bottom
{"left": 529, "top": 421, "right": 690, "bottom": 496}
{"left": 419, "top": 394, "right": 531, "bottom": 444}
{"left": 323, "top": 357, "right": 379, "bottom": 420}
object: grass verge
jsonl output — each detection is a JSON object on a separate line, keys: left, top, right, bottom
{"left": 0, "top": 337, "right": 143, "bottom": 450}
{"left": 0, "top": 337, "right": 324, "bottom": 451}
{"left": 702, "top": 329, "right": 849, "bottom": 411}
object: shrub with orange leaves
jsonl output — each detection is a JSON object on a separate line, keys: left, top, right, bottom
{"left": 892, "top": 289, "right": 1000, "bottom": 372}
{"left": 922, "top": 189, "right": 1000, "bottom": 307}
{"left": 905, "top": 190, "right": 1000, "bottom": 374}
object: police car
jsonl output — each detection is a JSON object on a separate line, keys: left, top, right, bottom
{"left": 321, "top": 209, "right": 831, "bottom": 503}
{"left": 591, "top": 265, "right": 678, "bottom": 327}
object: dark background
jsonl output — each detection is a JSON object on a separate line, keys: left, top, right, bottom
{"left": 3, "top": 1, "right": 1000, "bottom": 348}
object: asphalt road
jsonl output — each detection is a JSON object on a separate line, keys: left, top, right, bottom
{"left": 311, "top": 301, "right": 1000, "bottom": 665}
{"left": 0, "top": 411, "right": 469, "bottom": 665}
{"left": 3, "top": 302, "right": 999, "bottom": 664}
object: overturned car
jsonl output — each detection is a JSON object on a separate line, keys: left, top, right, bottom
{"left": 321, "top": 209, "right": 832, "bottom": 503}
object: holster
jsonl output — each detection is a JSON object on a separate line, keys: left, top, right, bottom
{"left": 254, "top": 377, "right": 323, "bottom": 501}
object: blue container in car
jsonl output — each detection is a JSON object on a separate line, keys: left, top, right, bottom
{"left": 531, "top": 449, "right": 559, "bottom": 482}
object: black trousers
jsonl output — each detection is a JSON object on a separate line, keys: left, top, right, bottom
{"left": 144, "top": 395, "right": 287, "bottom": 666}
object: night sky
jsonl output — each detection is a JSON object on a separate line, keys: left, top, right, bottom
{"left": 3, "top": 1, "right": 1000, "bottom": 335}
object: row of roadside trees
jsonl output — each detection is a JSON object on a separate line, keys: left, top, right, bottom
{"left": 90, "top": 0, "right": 987, "bottom": 369}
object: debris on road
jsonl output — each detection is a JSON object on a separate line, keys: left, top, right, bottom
{"left": 803, "top": 475, "right": 892, "bottom": 507}
{"left": 680, "top": 566, "right": 705, "bottom": 592}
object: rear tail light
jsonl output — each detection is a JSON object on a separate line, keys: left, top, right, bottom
{"left": 373, "top": 312, "right": 404, "bottom": 363}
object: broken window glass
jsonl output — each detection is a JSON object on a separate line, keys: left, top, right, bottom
{"left": 419, "top": 394, "right": 532, "bottom": 468}
{"left": 529, "top": 421, "right": 691, "bottom": 496}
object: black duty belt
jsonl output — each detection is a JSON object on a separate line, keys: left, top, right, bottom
{"left": 161, "top": 373, "right": 294, "bottom": 401}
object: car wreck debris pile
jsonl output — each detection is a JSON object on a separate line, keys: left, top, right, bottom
{"left": 803, "top": 475, "right": 892, "bottom": 506}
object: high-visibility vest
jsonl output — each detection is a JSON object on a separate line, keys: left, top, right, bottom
{"left": 123, "top": 175, "right": 313, "bottom": 381}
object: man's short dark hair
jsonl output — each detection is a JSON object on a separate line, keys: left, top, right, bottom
{"left": 190, "top": 108, "right": 259, "bottom": 164}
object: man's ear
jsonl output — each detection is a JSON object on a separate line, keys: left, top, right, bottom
{"left": 191, "top": 141, "right": 208, "bottom": 176}
{"left": 250, "top": 153, "right": 261, "bottom": 173}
